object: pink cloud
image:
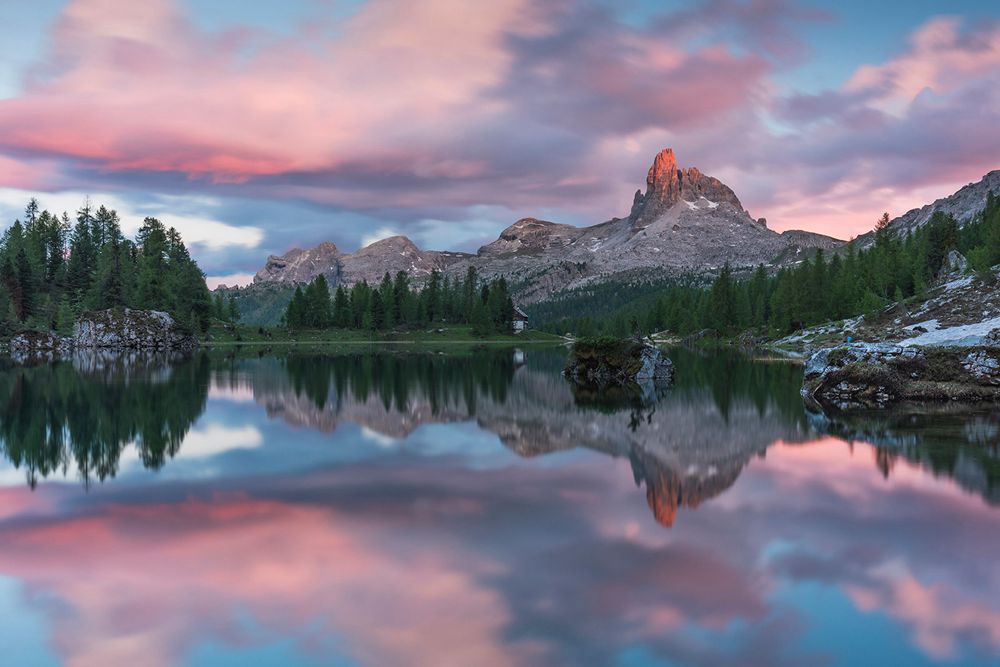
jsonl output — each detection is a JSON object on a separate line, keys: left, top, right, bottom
{"left": 0, "top": 0, "right": 543, "bottom": 181}
{"left": 755, "top": 18, "right": 1000, "bottom": 237}
{"left": 848, "top": 570, "right": 1000, "bottom": 660}
{"left": 0, "top": 0, "right": 781, "bottom": 214}
{"left": 846, "top": 17, "right": 1000, "bottom": 105}
{"left": 0, "top": 495, "right": 537, "bottom": 667}
{"left": 0, "top": 0, "right": 997, "bottom": 245}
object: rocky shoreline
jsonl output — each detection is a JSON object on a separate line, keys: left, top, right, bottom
{"left": 3, "top": 309, "right": 198, "bottom": 362}
{"left": 564, "top": 337, "right": 674, "bottom": 402}
{"left": 801, "top": 341, "right": 1000, "bottom": 410}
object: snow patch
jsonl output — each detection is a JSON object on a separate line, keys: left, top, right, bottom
{"left": 901, "top": 316, "right": 1000, "bottom": 347}
{"left": 683, "top": 197, "right": 719, "bottom": 211}
{"left": 941, "top": 276, "right": 973, "bottom": 292}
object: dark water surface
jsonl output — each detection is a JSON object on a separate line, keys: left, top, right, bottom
{"left": 0, "top": 347, "right": 998, "bottom": 667}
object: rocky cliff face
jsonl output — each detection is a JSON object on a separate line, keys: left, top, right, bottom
{"left": 340, "top": 236, "right": 469, "bottom": 285}
{"left": 75, "top": 309, "right": 198, "bottom": 350}
{"left": 255, "top": 241, "right": 343, "bottom": 284}
{"left": 249, "top": 148, "right": 844, "bottom": 302}
{"left": 3, "top": 309, "right": 197, "bottom": 363}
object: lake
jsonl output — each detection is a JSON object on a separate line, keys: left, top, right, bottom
{"left": 0, "top": 347, "right": 998, "bottom": 667}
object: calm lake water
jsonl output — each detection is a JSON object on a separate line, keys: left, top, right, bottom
{"left": 0, "top": 347, "right": 998, "bottom": 667}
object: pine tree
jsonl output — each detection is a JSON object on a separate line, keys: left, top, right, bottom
{"left": 227, "top": 295, "right": 240, "bottom": 323}
{"left": 470, "top": 299, "right": 491, "bottom": 336}
{"left": 333, "top": 286, "right": 349, "bottom": 327}
{"left": 305, "top": 275, "right": 332, "bottom": 328}
{"left": 707, "top": 264, "right": 734, "bottom": 333}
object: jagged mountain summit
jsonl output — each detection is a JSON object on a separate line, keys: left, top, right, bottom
{"left": 250, "top": 148, "right": 843, "bottom": 301}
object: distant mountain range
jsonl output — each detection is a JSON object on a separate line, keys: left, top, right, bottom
{"left": 243, "top": 149, "right": 842, "bottom": 300}
{"left": 224, "top": 148, "right": 1000, "bottom": 321}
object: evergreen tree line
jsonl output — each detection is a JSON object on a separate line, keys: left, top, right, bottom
{"left": 283, "top": 267, "right": 518, "bottom": 335}
{"left": 0, "top": 198, "right": 223, "bottom": 334}
{"left": 539, "top": 196, "right": 1000, "bottom": 338}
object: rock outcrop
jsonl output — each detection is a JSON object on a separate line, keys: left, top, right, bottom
{"left": 74, "top": 309, "right": 198, "bottom": 350}
{"left": 565, "top": 338, "right": 674, "bottom": 392}
{"left": 802, "top": 342, "right": 1000, "bottom": 409}
{"left": 8, "top": 331, "right": 72, "bottom": 353}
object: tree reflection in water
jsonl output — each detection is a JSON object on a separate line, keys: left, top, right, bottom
{"left": 0, "top": 352, "right": 210, "bottom": 488}
{"left": 0, "top": 347, "right": 997, "bottom": 522}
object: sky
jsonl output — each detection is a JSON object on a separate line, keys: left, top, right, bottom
{"left": 0, "top": 0, "right": 998, "bottom": 287}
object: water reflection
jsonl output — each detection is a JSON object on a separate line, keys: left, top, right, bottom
{"left": 0, "top": 348, "right": 998, "bottom": 666}
{"left": 0, "top": 353, "right": 209, "bottom": 487}
{"left": 809, "top": 405, "right": 1000, "bottom": 504}
{"left": 1, "top": 348, "right": 998, "bottom": 520}
{"left": 210, "top": 348, "right": 820, "bottom": 527}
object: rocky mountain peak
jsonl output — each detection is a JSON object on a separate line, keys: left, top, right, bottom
{"left": 646, "top": 148, "right": 680, "bottom": 201}
{"left": 254, "top": 242, "right": 341, "bottom": 284}
{"left": 500, "top": 218, "right": 558, "bottom": 237}
{"left": 479, "top": 217, "right": 577, "bottom": 258}
{"left": 355, "top": 235, "right": 420, "bottom": 255}
{"left": 630, "top": 148, "right": 746, "bottom": 228}
{"left": 886, "top": 169, "right": 1000, "bottom": 237}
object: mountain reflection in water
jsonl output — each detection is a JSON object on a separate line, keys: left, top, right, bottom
{"left": 1, "top": 347, "right": 997, "bottom": 521}
{"left": 0, "top": 347, "right": 999, "bottom": 667}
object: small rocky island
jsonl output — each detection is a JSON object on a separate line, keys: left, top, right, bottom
{"left": 802, "top": 341, "right": 1000, "bottom": 410}
{"left": 6, "top": 309, "right": 198, "bottom": 358}
{"left": 565, "top": 337, "right": 674, "bottom": 393}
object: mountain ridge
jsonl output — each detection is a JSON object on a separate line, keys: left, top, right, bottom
{"left": 247, "top": 148, "right": 844, "bottom": 302}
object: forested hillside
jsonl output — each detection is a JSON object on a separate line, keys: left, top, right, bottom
{"left": 0, "top": 198, "right": 214, "bottom": 334}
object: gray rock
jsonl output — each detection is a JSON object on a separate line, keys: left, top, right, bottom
{"left": 803, "top": 342, "right": 1000, "bottom": 409}
{"left": 986, "top": 328, "right": 1000, "bottom": 347}
{"left": 565, "top": 339, "right": 673, "bottom": 390}
{"left": 942, "top": 250, "right": 969, "bottom": 279}
{"left": 801, "top": 343, "right": 927, "bottom": 408}
{"left": 8, "top": 331, "right": 72, "bottom": 353}
{"left": 962, "top": 350, "right": 1000, "bottom": 385}
{"left": 635, "top": 345, "right": 675, "bottom": 383}
{"left": 74, "top": 309, "right": 198, "bottom": 350}
{"left": 803, "top": 342, "right": 922, "bottom": 382}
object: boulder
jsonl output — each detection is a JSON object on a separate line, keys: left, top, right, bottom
{"left": 939, "top": 249, "right": 969, "bottom": 281}
{"left": 74, "top": 309, "right": 198, "bottom": 350}
{"left": 565, "top": 337, "right": 673, "bottom": 389}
